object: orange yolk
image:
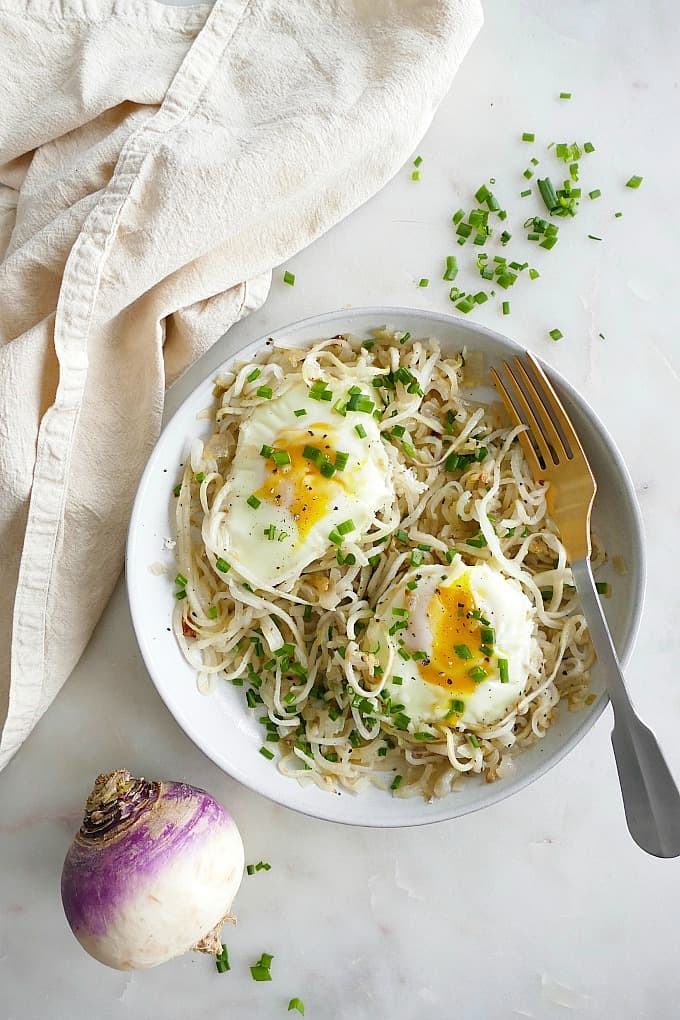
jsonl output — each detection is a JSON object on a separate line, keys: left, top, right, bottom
{"left": 255, "top": 426, "right": 351, "bottom": 544}
{"left": 410, "top": 575, "right": 492, "bottom": 696}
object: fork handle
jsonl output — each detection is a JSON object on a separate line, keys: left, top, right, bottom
{"left": 571, "top": 558, "right": 680, "bottom": 858}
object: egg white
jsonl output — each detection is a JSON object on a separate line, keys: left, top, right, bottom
{"left": 220, "top": 381, "right": 393, "bottom": 587}
{"left": 368, "top": 559, "right": 538, "bottom": 730}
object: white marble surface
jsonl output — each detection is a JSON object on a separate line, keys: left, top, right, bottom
{"left": 2, "top": 2, "right": 679, "bottom": 1017}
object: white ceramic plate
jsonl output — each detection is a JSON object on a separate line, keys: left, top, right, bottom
{"left": 126, "top": 307, "right": 645, "bottom": 827}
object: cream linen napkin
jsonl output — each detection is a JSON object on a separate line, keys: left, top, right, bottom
{"left": 0, "top": 0, "right": 482, "bottom": 769}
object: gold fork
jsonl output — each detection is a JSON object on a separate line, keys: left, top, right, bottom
{"left": 491, "top": 352, "right": 680, "bottom": 859}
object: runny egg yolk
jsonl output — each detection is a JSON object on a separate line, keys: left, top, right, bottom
{"left": 409, "top": 574, "right": 492, "bottom": 696}
{"left": 255, "top": 425, "right": 351, "bottom": 544}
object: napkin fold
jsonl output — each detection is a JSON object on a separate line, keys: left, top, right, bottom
{"left": 0, "top": 0, "right": 482, "bottom": 769}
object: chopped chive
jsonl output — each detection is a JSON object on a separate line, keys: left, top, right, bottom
{"left": 474, "top": 291, "right": 488, "bottom": 304}
{"left": 625, "top": 175, "right": 643, "bottom": 189}
{"left": 337, "top": 519, "right": 355, "bottom": 535}
{"left": 390, "top": 775, "right": 403, "bottom": 791}
{"left": 498, "top": 658, "right": 509, "bottom": 684}
{"left": 413, "top": 155, "right": 423, "bottom": 167}
{"left": 259, "top": 746, "right": 275, "bottom": 760}
{"left": 294, "top": 408, "right": 307, "bottom": 417}
{"left": 173, "top": 483, "right": 182, "bottom": 497}
{"left": 410, "top": 549, "right": 424, "bottom": 567}
{"left": 275, "top": 643, "right": 295, "bottom": 657}
{"left": 354, "top": 423, "right": 367, "bottom": 439}
{"left": 411, "top": 170, "right": 420, "bottom": 181}
{"left": 395, "top": 528, "right": 409, "bottom": 543}
{"left": 418, "top": 278, "right": 429, "bottom": 288}
{"left": 520, "top": 189, "right": 532, "bottom": 197}
{"left": 447, "top": 699, "right": 465, "bottom": 716}
{"left": 537, "top": 177, "right": 559, "bottom": 212}
{"left": 454, "top": 644, "right": 473, "bottom": 660}
{"left": 194, "top": 471, "right": 206, "bottom": 483}
{"left": 257, "top": 385, "right": 272, "bottom": 399}
{"left": 345, "top": 391, "right": 372, "bottom": 412}
{"left": 588, "top": 189, "right": 601, "bottom": 200}
{"left": 246, "top": 494, "right": 261, "bottom": 509}
{"left": 174, "top": 573, "right": 188, "bottom": 587}
{"left": 522, "top": 132, "right": 535, "bottom": 142}
{"left": 175, "top": 589, "right": 187, "bottom": 600}
{"left": 540, "top": 235, "right": 558, "bottom": 250}
{"left": 445, "top": 549, "right": 457, "bottom": 563}
{"left": 480, "top": 626, "right": 495, "bottom": 645}
{"left": 468, "top": 666, "right": 488, "bottom": 683}
{"left": 529, "top": 268, "right": 540, "bottom": 280}
{"left": 271, "top": 450, "right": 291, "bottom": 467}
{"left": 468, "top": 734, "right": 480, "bottom": 748}
{"left": 596, "top": 581, "right": 610, "bottom": 596}
{"left": 614, "top": 211, "right": 623, "bottom": 218}
{"left": 452, "top": 208, "right": 465, "bottom": 224}
{"left": 288, "top": 998, "right": 305, "bottom": 1015}
{"left": 215, "top": 944, "right": 230, "bottom": 973}
{"left": 584, "top": 141, "right": 595, "bottom": 153}
{"left": 502, "top": 301, "right": 510, "bottom": 315}
{"left": 303, "top": 604, "right": 312, "bottom": 620}
{"left": 283, "top": 270, "right": 295, "bottom": 286}
{"left": 328, "top": 530, "right": 343, "bottom": 546}
{"left": 260, "top": 444, "right": 273, "bottom": 458}
{"left": 302, "top": 444, "right": 322, "bottom": 464}
{"left": 250, "top": 966, "right": 272, "bottom": 982}
{"left": 208, "top": 605, "right": 218, "bottom": 619}
{"left": 443, "top": 255, "right": 458, "bottom": 281}
{"left": 549, "top": 328, "right": 563, "bottom": 341}
{"left": 247, "top": 368, "right": 261, "bottom": 382}
{"left": 334, "top": 451, "right": 349, "bottom": 471}
{"left": 559, "top": 91, "right": 572, "bottom": 99}
{"left": 215, "top": 557, "right": 231, "bottom": 572}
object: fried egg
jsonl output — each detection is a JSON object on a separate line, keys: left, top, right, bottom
{"left": 221, "top": 381, "right": 393, "bottom": 587}
{"left": 368, "top": 558, "right": 537, "bottom": 729}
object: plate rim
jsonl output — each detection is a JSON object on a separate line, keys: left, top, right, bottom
{"left": 126, "top": 305, "right": 647, "bottom": 827}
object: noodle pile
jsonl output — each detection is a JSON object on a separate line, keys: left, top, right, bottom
{"left": 173, "top": 331, "right": 598, "bottom": 799}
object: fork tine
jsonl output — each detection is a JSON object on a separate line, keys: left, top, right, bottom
{"left": 497, "top": 362, "right": 554, "bottom": 470}
{"left": 524, "top": 353, "right": 584, "bottom": 459}
{"left": 512, "top": 357, "right": 569, "bottom": 462}
{"left": 489, "top": 366, "right": 544, "bottom": 477}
